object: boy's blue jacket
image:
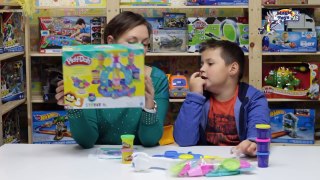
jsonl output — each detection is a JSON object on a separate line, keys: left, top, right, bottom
{"left": 174, "top": 82, "right": 270, "bottom": 146}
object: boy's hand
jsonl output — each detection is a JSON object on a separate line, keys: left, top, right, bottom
{"left": 234, "top": 140, "right": 257, "bottom": 157}
{"left": 189, "top": 72, "right": 205, "bottom": 95}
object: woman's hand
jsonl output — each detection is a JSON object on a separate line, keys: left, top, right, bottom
{"left": 55, "top": 80, "right": 65, "bottom": 106}
{"left": 144, "top": 75, "right": 155, "bottom": 109}
{"left": 189, "top": 72, "right": 206, "bottom": 95}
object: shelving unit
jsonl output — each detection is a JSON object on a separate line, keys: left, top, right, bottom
{"left": 21, "top": 0, "right": 320, "bottom": 145}
{"left": 260, "top": 2, "right": 320, "bottom": 145}
{"left": 0, "top": 4, "right": 25, "bottom": 146}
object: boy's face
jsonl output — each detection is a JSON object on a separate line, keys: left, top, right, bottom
{"left": 200, "top": 48, "right": 233, "bottom": 93}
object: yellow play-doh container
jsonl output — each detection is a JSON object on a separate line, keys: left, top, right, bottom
{"left": 121, "top": 148, "right": 134, "bottom": 164}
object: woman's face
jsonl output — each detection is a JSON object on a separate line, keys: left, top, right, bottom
{"left": 107, "top": 24, "right": 150, "bottom": 54}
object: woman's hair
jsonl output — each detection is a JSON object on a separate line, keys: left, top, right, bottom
{"left": 104, "top": 11, "right": 152, "bottom": 43}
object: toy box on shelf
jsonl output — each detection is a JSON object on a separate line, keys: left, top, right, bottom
{"left": 0, "top": 14, "right": 3, "bottom": 54}
{"left": 261, "top": 0, "right": 309, "bottom": 4}
{"left": 152, "top": 30, "right": 188, "bottom": 52}
{"left": 146, "top": 15, "right": 188, "bottom": 53}
{"left": 187, "top": 17, "right": 249, "bottom": 52}
{"left": 39, "top": 16, "right": 106, "bottom": 53}
{"left": 120, "top": 0, "right": 170, "bottom": 6}
{"left": 270, "top": 109, "right": 315, "bottom": 144}
{"left": 261, "top": 10, "right": 317, "bottom": 52}
{"left": 1, "top": 59, "right": 25, "bottom": 103}
{"left": 32, "top": 111, "right": 76, "bottom": 144}
{"left": 262, "top": 62, "right": 320, "bottom": 100}
{"left": 316, "top": 26, "right": 320, "bottom": 51}
{"left": 168, "top": 73, "right": 189, "bottom": 98}
{"left": 36, "top": 0, "right": 107, "bottom": 8}
{"left": 63, "top": 44, "right": 145, "bottom": 109}
{"left": 2, "top": 109, "right": 21, "bottom": 144}
{"left": 197, "top": 0, "right": 248, "bottom": 5}
{"left": 0, "top": 12, "right": 24, "bottom": 53}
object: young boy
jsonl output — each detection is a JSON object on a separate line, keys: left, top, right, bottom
{"left": 71, "top": 18, "right": 91, "bottom": 44}
{"left": 174, "top": 39, "right": 270, "bottom": 156}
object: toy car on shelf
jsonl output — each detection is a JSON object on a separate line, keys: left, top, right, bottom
{"left": 168, "top": 73, "right": 189, "bottom": 98}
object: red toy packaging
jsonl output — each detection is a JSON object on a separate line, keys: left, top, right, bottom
{"left": 262, "top": 62, "right": 320, "bottom": 99}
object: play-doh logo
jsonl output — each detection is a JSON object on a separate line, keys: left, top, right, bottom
{"left": 34, "top": 112, "right": 60, "bottom": 121}
{"left": 193, "top": 20, "right": 207, "bottom": 30}
{"left": 270, "top": 110, "right": 285, "bottom": 117}
{"left": 66, "top": 54, "right": 91, "bottom": 66}
{"left": 41, "top": 18, "right": 53, "bottom": 24}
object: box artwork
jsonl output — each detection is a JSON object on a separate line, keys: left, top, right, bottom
{"left": 270, "top": 109, "right": 315, "bottom": 144}
{"left": 39, "top": 16, "right": 106, "bottom": 53}
{"left": 187, "top": 17, "right": 249, "bottom": 52}
{"left": 63, "top": 44, "right": 145, "bottom": 109}
{"left": 262, "top": 62, "right": 319, "bottom": 99}
{"left": 32, "top": 111, "right": 76, "bottom": 144}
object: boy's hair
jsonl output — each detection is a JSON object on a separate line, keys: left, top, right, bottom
{"left": 76, "top": 18, "right": 86, "bottom": 25}
{"left": 199, "top": 39, "right": 244, "bottom": 81}
{"left": 104, "top": 11, "right": 152, "bottom": 43}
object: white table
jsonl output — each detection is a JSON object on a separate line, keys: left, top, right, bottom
{"left": 0, "top": 144, "right": 318, "bottom": 180}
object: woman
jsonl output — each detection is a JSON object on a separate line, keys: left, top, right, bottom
{"left": 55, "top": 11, "right": 169, "bottom": 148}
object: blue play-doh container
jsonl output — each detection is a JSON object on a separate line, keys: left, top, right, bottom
{"left": 256, "top": 138, "right": 270, "bottom": 153}
{"left": 256, "top": 152, "right": 270, "bottom": 168}
{"left": 256, "top": 124, "right": 271, "bottom": 139}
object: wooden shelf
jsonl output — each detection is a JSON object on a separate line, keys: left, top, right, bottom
{"left": 1, "top": 99, "right": 26, "bottom": 116}
{"left": 31, "top": 95, "right": 44, "bottom": 103}
{"left": 0, "top": 9, "right": 23, "bottom": 13}
{"left": 262, "top": 52, "right": 320, "bottom": 56}
{"left": 31, "top": 51, "right": 248, "bottom": 57}
{"left": 0, "top": 2, "right": 20, "bottom": 6}
{"left": 0, "top": 52, "right": 24, "bottom": 62}
{"left": 120, "top": 5, "right": 248, "bottom": 9}
{"left": 35, "top": 6, "right": 106, "bottom": 10}
{"left": 30, "top": 52, "right": 62, "bottom": 57}
{"left": 147, "top": 52, "right": 200, "bottom": 56}
{"left": 263, "top": 4, "right": 320, "bottom": 8}
{"left": 169, "top": 98, "right": 185, "bottom": 103}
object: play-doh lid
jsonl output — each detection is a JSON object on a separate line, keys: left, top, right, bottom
{"left": 256, "top": 138, "right": 271, "bottom": 143}
{"left": 256, "top": 124, "right": 271, "bottom": 129}
{"left": 121, "top": 134, "right": 135, "bottom": 140}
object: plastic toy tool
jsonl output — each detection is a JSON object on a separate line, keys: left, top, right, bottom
{"left": 132, "top": 152, "right": 181, "bottom": 171}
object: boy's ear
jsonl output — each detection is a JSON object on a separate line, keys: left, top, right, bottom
{"left": 106, "top": 35, "right": 115, "bottom": 44}
{"left": 229, "top": 62, "right": 239, "bottom": 77}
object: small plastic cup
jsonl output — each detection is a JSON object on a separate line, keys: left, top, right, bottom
{"left": 121, "top": 148, "right": 134, "bottom": 164}
{"left": 121, "top": 134, "right": 135, "bottom": 149}
{"left": 256, "top": 138, "right": 270, "bottom": 153}
{"left": 256, "top": 152, "right": 270, "bottom": 168}
{"left": 256, "top": 124, "right": 271, "bottom": 139}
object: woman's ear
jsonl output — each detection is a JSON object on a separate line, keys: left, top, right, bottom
{"left": 106, "top": 35, "right": 114, "bottom": 44}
